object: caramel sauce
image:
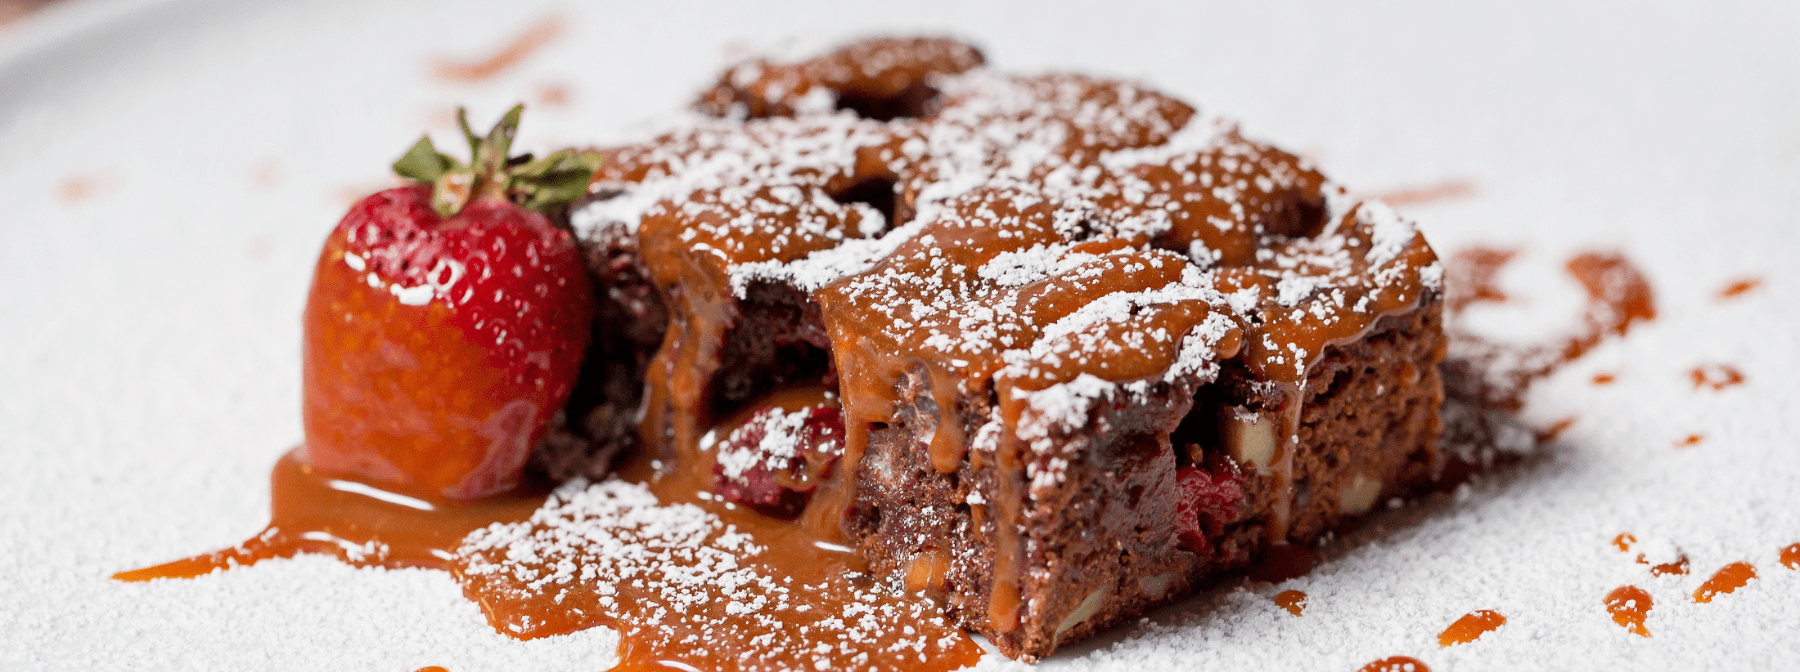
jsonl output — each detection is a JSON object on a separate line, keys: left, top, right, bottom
{"left": 1688, "top": 364, "right": 1744, "bottom": 391}
{"left": 1358, "top": 655, "right": 1431, "bottom": 672}
{"left": 1780, "top": 543, "right": 1800, "bottom": 570}
{"left": 415, "top": 667, "right": 449, "bottom": 672}
{"left": 1443, "top": 247, "right": 1515, "bottom": 312}
{"left": 1437, "top": 609, "right": 1505, "bottom": 647}
{"left": 454, "top": 388, "right": 984, "bottom": 672}
{"left": 1692, "top": 561, "right": 1757, "bottom": 603}
{"left": 1717, "top": 277, "right": 1762, "bottom": 300}
{"left": 114, "top": 449, "right": 549, "bottom": 581}
{"left": 1603, "top": 586, "right": 1652, "bottom": 637}
{"left": 1372, "top": 179, "right": 1476, "bottom": 207}
{"left": 1677, "top": 434, "right": 1704, "bottom": 448}
{"left": 1613, "top": 533, "right": 1689, "bottom": 576}
{"left": 1444, "top": 249, "right": 1656, "bottom": 423}
{"left": 1591, "top": 373, "right": 1615, "bottom": 385}
{"left": 1562, "top": 253, "right": 1658, "bottom": 358}
{"left": 1644, "top": 555, "right": 1689, "bottom": 577}
{"left": 1612, "top": 533, "right": 1637, "bottom": 553}
{"left": 123, "top": 408, "right": 982, "bottom": 671}
{"left": 1273, "top": 590, "right": 1306, "bottom": 616}
{"left": 905, "top": 549, "right": 954, "bottom": 592}
{"left": 432, "top": 14, "right": 562, "bottom": 82}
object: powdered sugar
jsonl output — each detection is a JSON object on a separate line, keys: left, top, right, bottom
{"left": 713, "top": 407, "right": 810, "bottom": 480}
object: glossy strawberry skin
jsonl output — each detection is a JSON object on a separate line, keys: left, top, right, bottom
{"left": 302, "top": 184, "right": 593, "bottom": 500}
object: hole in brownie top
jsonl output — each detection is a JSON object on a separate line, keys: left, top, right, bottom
{"left": 833, "top": 82, "right": 944, "bottom": 122}
{"left": 826, "top": 175, "right": 901, "bottom": 230}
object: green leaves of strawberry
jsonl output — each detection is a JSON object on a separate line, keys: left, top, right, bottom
{"left": 392, "top": 104, "right": 603, "bottom": 217}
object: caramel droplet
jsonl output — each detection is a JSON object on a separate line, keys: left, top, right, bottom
{"left": 1717, "top": 277, "right": 1762, "bottom": 300}
{"left": 1780, "top": 543, "right": 1800, "bottom": 570}
{"left": 1437, "top": 609, "right": 1506, "bottom": 647}
{"left": 1592, "top": 373, "right": 1616, "bottom": 385}
{"left": 1274, "top": 590, "right": 1307, "bottom": 617}
{"left": 1358, "top": 655, "right": 1431, "bottom": 672}
{"left": 414, "top": 667, "right": 449, "bottom": 672}
{"left": 1604, "top": 585, "right": 1652, "bottom": 637}
{"left": 1693, "top": 562, "right": 1757, "bottom": 603}
{"left": 1688, "top": 364, "right": 1744, "bottom": 391}
{"left": 1677, "top": 434, "right": 1704, "bottom": 447}
{"left": 1647, "top": 555, "right": 1689, "bottom": 577}
{"left": 1612, "top": 533, "right": 1637, "bottom": 553}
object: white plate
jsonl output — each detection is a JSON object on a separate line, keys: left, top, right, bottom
{"left": 3, "top": 0, "right": 1797, "bottom": 670}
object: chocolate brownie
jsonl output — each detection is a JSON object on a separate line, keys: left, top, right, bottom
{"left": 557, "top": 35, "right": 1446, "bottom": 661}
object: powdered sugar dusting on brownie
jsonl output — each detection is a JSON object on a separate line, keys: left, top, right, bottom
{"left": 571, "top": 113, "right": 891, "bottom": 240}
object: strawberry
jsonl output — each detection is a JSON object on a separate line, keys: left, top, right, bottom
{"left": 712, "top": 405, "right": 846, "bottom": 518}
{"left": 301, "top": 105, "right": 601, "bottom": 500}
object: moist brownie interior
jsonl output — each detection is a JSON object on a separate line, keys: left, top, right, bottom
{"left": 539, "top": 35, "right": 1447, "bottom": 661}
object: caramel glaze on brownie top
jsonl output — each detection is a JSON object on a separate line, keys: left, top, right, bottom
{"left": 563, "top": 36, "right": 1444, "bottom": 660}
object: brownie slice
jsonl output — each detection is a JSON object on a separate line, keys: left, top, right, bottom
{"left": 556, "top": 34, "right": 1448, "bottom": 662}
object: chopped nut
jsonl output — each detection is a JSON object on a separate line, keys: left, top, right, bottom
{"left": 1221, "top": 406, "right": 1276, "bottom": 474}
{"left": 1138, "top": 572, "right": 1181, "bottom": 600}
{"left": 1339, "top": 473, "right": 1382, "bottom": 515}
{"left": 1055, "top": 587, "right": 1110, "bottom": 635}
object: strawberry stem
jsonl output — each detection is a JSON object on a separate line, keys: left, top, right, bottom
{"left": 391, "top": 104, "right": 602, "bottom": 218}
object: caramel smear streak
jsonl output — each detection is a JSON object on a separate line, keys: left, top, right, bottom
{"left": 1443, "top": 247, "right": 1516, "bottom": 313}
{"left": 1371, "top": 179, "right": 1476, "bottom": 207}
{"left": 1535, "top": 416, "right": 1578, "bottom": 443}
{"left": 1437, "top": 610, "right": 1506, "bottom": 647}
{"left": 1441, "top": 249, "right": 1657, "bottom": 416}
{"left": 432, "top": 14, "right": 563, "bottom": 82}
{"left": 1717, "top": 277, "right": 1762, "bottom": 300}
